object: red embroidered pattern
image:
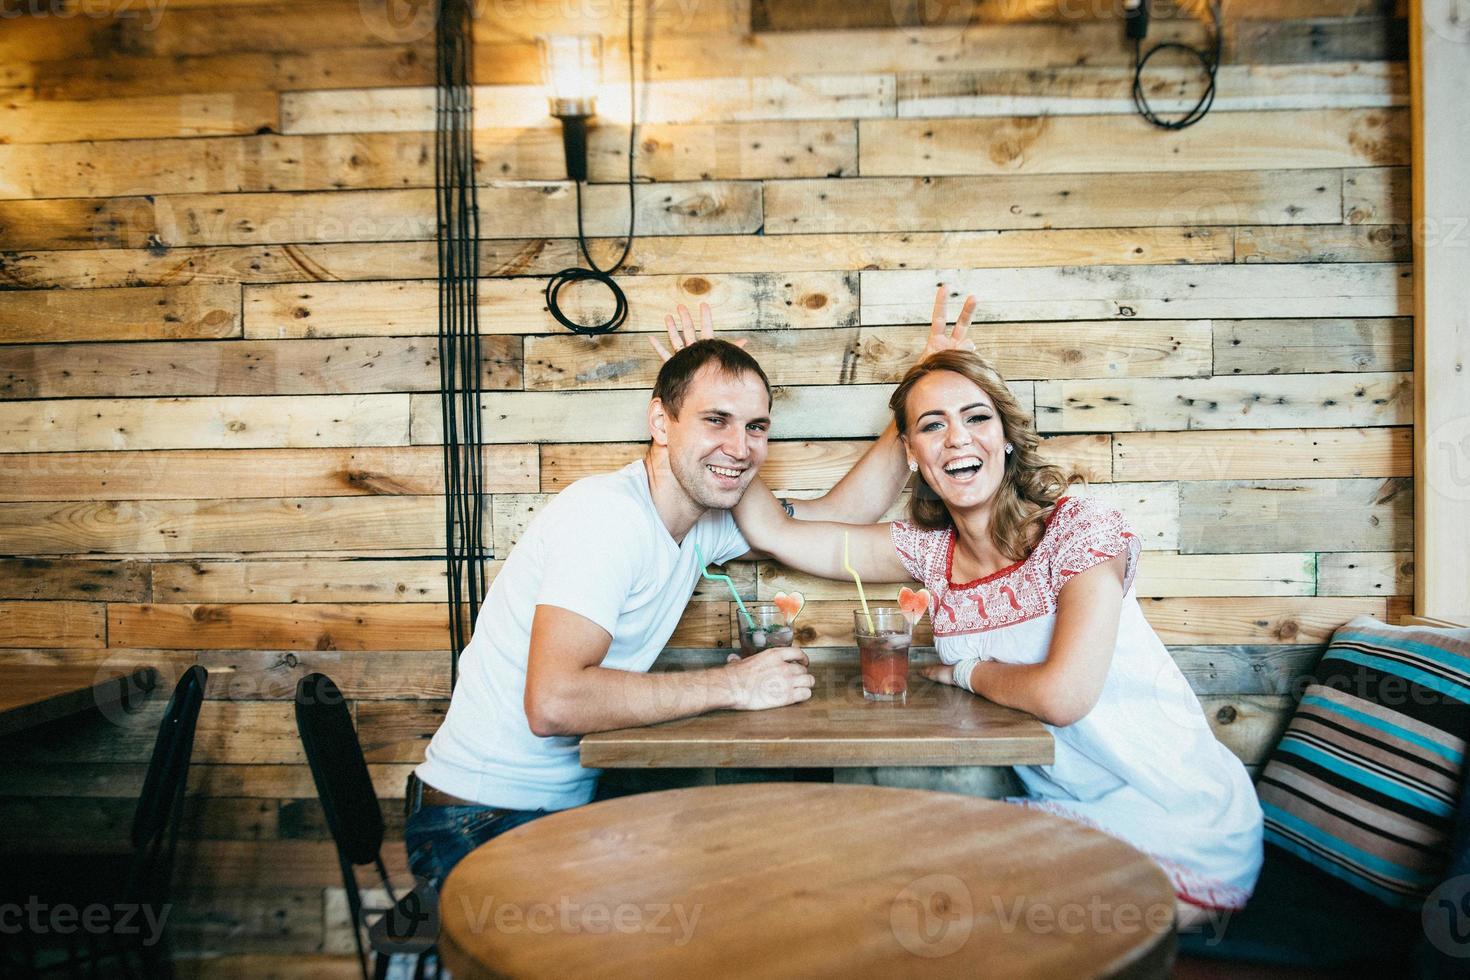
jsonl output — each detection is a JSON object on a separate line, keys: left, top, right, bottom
{"left": 890, "top": 496, "right": 1141, "bottom": 639}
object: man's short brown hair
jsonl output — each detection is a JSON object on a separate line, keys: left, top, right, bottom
{"left": 651, "top": 339, "right": 772, "bottom": 419}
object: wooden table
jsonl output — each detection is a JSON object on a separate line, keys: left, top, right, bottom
{"left": 0, "top": 664, "right": 157, "bottom": 737}
{"left": 581, "top": 657, "right": 1053, "bottom": 769}
{"left": 439, "top": 783, "right": 1175, "bottom": 980}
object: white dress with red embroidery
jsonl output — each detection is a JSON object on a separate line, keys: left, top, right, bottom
{"left": 891, "top": 495, "right": 1264, "bottom": 910}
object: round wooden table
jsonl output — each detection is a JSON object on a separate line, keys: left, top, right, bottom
{"left": 439, "top": 783, "right": 1175, "bottom": 979}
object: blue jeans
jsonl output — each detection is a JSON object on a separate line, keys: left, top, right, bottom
{"left": 404, "top": 804, "right": 549, "bottom": 889}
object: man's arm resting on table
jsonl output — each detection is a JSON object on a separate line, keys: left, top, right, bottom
{"left": 523, "top": 604, "right": 813, "bottom": 737}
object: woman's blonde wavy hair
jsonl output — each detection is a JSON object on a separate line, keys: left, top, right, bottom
{"left": 888, "top": 350, "right": 1085, "bottom": 562}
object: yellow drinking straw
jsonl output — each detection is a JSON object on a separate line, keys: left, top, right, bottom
{"left": 694, "top": 543, "right": 757, "bottom": 631}
{"left": 843, "top": 531, "right": 875, "bottom": 633}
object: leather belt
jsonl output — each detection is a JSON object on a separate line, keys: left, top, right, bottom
{"left": 405, "top": 773, "right": 507, "bottom": 817}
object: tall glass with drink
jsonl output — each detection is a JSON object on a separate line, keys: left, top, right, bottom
{"left": 855, "top": 608, "right": 911, "bottom": 701}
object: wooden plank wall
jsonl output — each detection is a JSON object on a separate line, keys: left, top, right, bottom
{"left": 0, "top": 0, "right": 1414, "bottom": 967}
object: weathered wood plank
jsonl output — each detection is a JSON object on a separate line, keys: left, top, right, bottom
{"left": 896, "top": 63, "right": 1406, "bottom": 117}
{"left": 1202, "top": 695, "right": 1293, "bottom": 768}
{"left": 0, "top": 558, "right": 151, "bottom": 601}
{"left": 1112, "top": 426, "right": 1411, "bottom": 481}
{"left": 0, "top": 394, "right": 412, "bottom": 453}
{"left": 1179, "top": 478, "right": 1412, "bottom": 553}
{"left": 0, "top": 226, "right": 1232, "bottom": 291}
{"left": 244, "top": 271, "right": 854, "bottom": 338}
{"left": 0, "top": 284, "right": 240, "bottom": 343}
{"left": 30, "top": 44, "right": 435, "bottom": 101}
{"left": 410, "top": 383, "right": 1036, "bottom": 444}
{"left": 860, "top": 108, "right": 1408, "bottom": 176}
{"left": 524, "top": 321, "right": 1210, "bottom": 390}
{"left": 1170, "top": 645, "right": 1324, "bottom": 697}
{"left": 0, "top": 761, "right": 413, "bottom": 801}
{"left": 0, "top": 195, "right": 165, "bottom": 250}
{"left": 152, "top": 560, "right": 453, "bottom": 604}
{"left": 0, "top": 795, "right": 280, "bottom": 843}
{"left": 0, "top": 92, "right": 278, "bottom": 143}
{"left": 1035, "top": 372, "right": 1411, "bottom": 433}
{"left": 0, "top": 497, "right": 444, "bottom": 556}
{"left": 540, "top": 434, "right": 1112, "bottom": 491}
{"left": 861, "top": 264, "right": 1412, "bottom": 323}
{"left": 1231, "top": 16, "right": 1408, "bottom": 64}
{"left": 0, "top": 601, "right": 106, "bottom": 648}
{"left": 108, "top": 603, "right": 450, "bottom": 652}
{"left": 0, "top": 335, "right": 520, "bottom": 399}
{"left": 4, "top": 183, "right": 761, "bottom": 251}
{"left": 1342, "top": 166, "right": 1408, "bottom": 224}
{"left": 766, "top": 170, "right": 1342, "bottom": 235}
{"left": 1212, "top": 317, "right": 1410, "bottom": 374}
{"left": 1315, "top": 551, "right": 1413, "bottom": 596}
{"left": 0, "top": 444, "right": 537, "bottom": 501}
{"left": 1234, "top": 224, "right": 1409, "bottom": 263}
{"left": 0, "top": 240, "right": 564, "bottom": 290}
{"left": 753, "top": 1, "right": 1400, "bottom": 31}
{"left": 168, "top": 889, "right": 325, "bottom": 956}
{"left": 280, "top": 76, "right": 895, "bottom": 133}
{"left": 0, "top": 122, "right": 855, "bottom": 200}
{"left": 1140, "top": 596, "right": 1403, "bottom": 645}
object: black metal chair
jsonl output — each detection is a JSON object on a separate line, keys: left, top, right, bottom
{"left": 1, "top": 664, "right": 207, "bottom": 979}
{"left": 294, "top": 672, "right": 439, "bottom": 980}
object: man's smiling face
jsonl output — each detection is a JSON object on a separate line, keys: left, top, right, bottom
{"left": 657, "top": 363, "right": 771, "bottom": 511}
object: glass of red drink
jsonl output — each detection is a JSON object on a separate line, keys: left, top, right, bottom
{"left": 738, "top": 603, "right": 795, "bottom": 659}
{"left": 854, "top": 608, "right": 910, "bottom": 701}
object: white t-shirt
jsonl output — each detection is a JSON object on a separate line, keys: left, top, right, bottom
{"left": 416, "top": 460, "right": 750, "bottom": 811}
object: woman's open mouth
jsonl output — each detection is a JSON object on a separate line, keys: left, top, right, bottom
{"left": 941, "top": 456, "right": 983, "bottom": 483}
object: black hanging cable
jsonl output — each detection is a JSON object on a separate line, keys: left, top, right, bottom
{"left": 544, "top": 0, "right": 638, "bottom": 335}
{"left": 1131, "top": 0, "right": 1221, "bottom": 131}
{"left": 435, "top": 0, "right": 488, "bottom": 686}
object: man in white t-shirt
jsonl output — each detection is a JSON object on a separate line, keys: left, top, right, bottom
{"left": 405, "top": 298, "right": 974, "bottom": 887}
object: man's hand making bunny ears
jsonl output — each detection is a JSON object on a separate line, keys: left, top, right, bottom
{"left": 648, "top": 302, "right": 750, "bottom": 363}
{"left": 921, "top": 283, "right": 978, "bottom": 362}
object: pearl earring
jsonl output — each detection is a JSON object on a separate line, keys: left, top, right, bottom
{"left": 1004, "top": 444, "right": 1014, "bottom": 454}
{"left": 908, "top": 460, "right": 918, "bottom": 472}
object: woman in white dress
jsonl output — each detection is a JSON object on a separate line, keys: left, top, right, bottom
{"left": 732, "top": 343, "right": 1264, "bottom": 924}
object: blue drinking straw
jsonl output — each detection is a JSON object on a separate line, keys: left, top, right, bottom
{"left": 693, "top": 543, "right": 756, "bottom": 631}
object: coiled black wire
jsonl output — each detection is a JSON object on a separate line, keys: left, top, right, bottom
{"left": 1131, "top": 1, "right": 1221, "bottom": 130}
{"left": 544, "top": 0, "right": 638, "bottom": 335}
{"left": 435, "top": 0, "right": 487, "bottom": 685}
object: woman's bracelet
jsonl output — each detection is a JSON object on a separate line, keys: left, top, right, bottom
{"left": 950, "top": 657, "right": 982, "bottom": 694}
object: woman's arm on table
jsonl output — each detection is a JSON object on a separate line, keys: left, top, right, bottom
{"left": 919, "top": 555, "right": 1125, "bottom": 727}
{"left": 733, "top": 476, "right": 911, "bottom": 584}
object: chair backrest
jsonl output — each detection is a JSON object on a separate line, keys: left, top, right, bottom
{"left": 128, "top": 664, "right": 208, "bottom": 901}
{"left": 294, "top": 672, "right": 385, "bottom": 867}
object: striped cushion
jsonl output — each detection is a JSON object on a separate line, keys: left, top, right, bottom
{"left": 1258, "top": 615, "right": 1470, "bottom": 907}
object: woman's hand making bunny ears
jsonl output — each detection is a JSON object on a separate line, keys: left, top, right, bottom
{"left": 648, "top": 302, "right": 749, "bottom": 363}
{"left": 921, "top": 283, "right": 977, "bottom": 362}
